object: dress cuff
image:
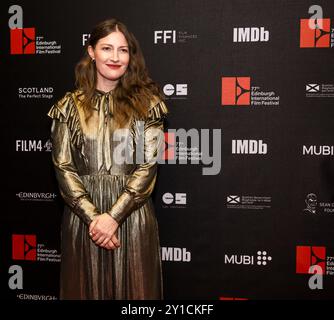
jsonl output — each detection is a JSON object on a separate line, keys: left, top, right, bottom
{"left": 107, "top": 191, "right": 136, "bottom": 225}
{"left": 73, "top": 195, "right": 100, "bottom": 225}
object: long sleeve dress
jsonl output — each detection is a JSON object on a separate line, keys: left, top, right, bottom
{"left": 47, "top": 89, "right": 168, "bottom": 300}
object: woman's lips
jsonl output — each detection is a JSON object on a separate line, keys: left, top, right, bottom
{"left": 106, "top": 64, "right": 121, "bottom": 69}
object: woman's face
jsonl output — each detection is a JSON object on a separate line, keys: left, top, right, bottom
{"left": 88, "top": 30, "right": 130, "bottom": 89}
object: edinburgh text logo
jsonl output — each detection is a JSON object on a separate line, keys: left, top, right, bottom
{"left": 16, "top": 192, "right": 57, "bottom": 202}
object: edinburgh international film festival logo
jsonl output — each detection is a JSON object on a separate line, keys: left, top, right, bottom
{"left": 12, "top": 234, "right": 60, "bottom": 263}
{"left": 296, "top": 246, "right": 334, "bottom": 276}
{"left": 299, "top": 5, "right": 334, "bottom": 48}
{"left": 221, "top": 76, "right": 280, "bottom": 107}
{"left": 8, "top": 5, "right": 62, "bottom": 55}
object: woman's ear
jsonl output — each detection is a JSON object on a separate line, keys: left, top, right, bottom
{"left": 87, "top": 45, "right": 95, "bottom": 60}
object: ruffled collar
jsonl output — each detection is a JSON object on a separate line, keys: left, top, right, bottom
{"left": 95, "top": 88, "right": 114, "bottom": 96}
{"left": 92, "top": 89, "right": 114, "bottom": 111}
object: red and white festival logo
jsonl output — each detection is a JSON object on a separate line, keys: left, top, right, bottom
{"left": 12, "top": 234, "right": 37, "bottom": 261}
{"left": 221, "top": 77, "right": 251, "bottom": 106}
{"left": 10, "top": 27, "right": 36, "bottom": 54}
{"left": 296, "top": 246, "right": 326, "bottom": 274}
{"left": 300, "top": 18, "right": 331, "bottom": 48}
{"left": 163, "top": 132, "right": 176, "bottom": 160}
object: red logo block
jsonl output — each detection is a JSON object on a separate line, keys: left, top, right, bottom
{"left": 10, "top": 28, "right": 36, "bottom": 54}
{"left": 163, "top": 132, "right": 175, "bottom": 160}
{"left": 221, "top": 77, "right": 250, "bottom": 106}
{"left": 296, "top": 246, "right": 326, "bottom": 274}
{"left": 300, "top": 19, "right": 331, "bottom": 48}
{"left": 12, "top": 234, "right": 37, "bottom": 261}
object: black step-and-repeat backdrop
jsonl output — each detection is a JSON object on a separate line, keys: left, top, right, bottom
{"left": 2, "top": 0, "right": 334, "bottom": 300}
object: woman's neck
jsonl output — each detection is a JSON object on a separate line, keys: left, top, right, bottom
{"left": 96, "top": 77, "right": 119, "bottom": 93}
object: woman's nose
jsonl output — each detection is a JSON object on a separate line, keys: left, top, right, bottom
{"left": 110, "top": 49, "right": 119, "bottom": 62}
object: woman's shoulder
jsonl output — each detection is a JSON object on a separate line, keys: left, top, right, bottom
{"left": 47, "top": 90, "right": 82, "bottom": 121}
{"left": 147, "top": 95, "right": 168, "bottom": 120}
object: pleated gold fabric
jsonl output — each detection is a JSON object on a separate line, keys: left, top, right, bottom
{"left": 47, "top": 89, "right": 168, "bottom": 300}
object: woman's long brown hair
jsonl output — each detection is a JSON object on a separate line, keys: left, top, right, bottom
{"left": 75, "top": 18, "right": 164, "bottom": 127}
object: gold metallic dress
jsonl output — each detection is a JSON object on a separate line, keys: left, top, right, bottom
{"left": 47, "top": 90, "right": 167, "bottom": 300}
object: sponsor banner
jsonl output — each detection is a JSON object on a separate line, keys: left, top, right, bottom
{"left": 16, "top": 192, "right": 57, "bottom": 202}
{"left": 221, "top": 76, "right": 280, "bottom": 107}
{"left": 224, "top": 250, "right": 273, "bottom": 267}
{"left": 154, "top": 30, "right": 198, "bottom": 44}
{"left": 12, "top": 234, "right": 60, "bottom": 263}
{"left": 300, "top": 18, "right": 333, "bottom": 48}
{"left": 303, "top": 193, "right": 334, "bottom": 214}
{"left": 296, "top": 246, "right": 334, "bottom": 275}
{"left": 162, "top": 192, "right": 187, "bottom": 208}
{"left": 306, "top": 83, "right": 334, "bottom": 98}
{"left": 227, "top": 195, "right": 271, "bottom": 210}
{"left": 15, "top": 139, "right": 52, "bottom": 152}
{"left": 17, "top": 87, "right": 54, "bottom": 100}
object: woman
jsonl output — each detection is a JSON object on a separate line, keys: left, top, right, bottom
{"left": 47, "top": 18, "right": 168, "bottom": 300}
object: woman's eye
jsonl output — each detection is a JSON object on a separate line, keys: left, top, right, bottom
{"left": 120, "top": 48, "right": 128, "bottom": 53}
{"left": 102, "top": 47, "right": 111, "bottom": 51}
